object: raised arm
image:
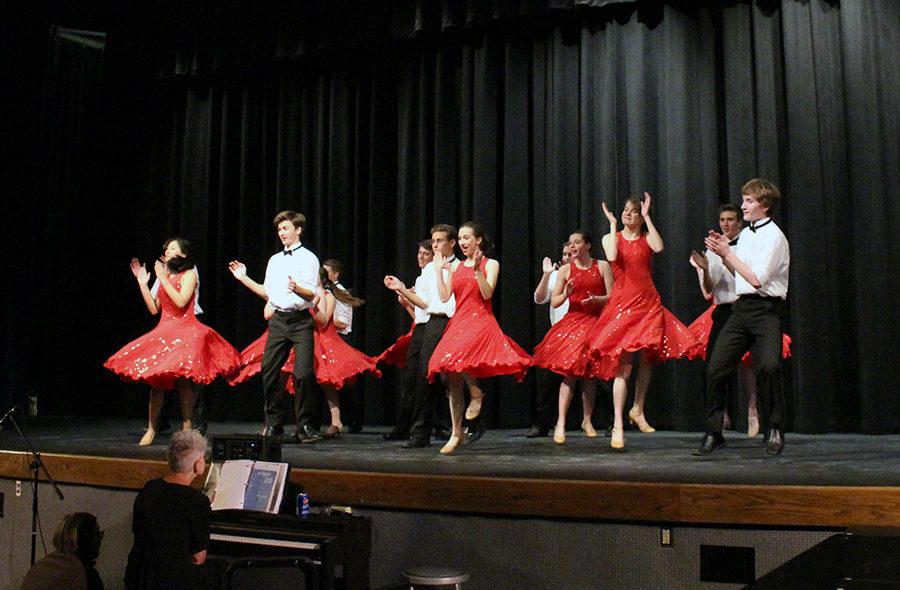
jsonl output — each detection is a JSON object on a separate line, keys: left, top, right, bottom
{"left": 642, "top": 192, "right": 664, "bottom": 253}
{"left": 312, "top": 289, "right": 335, "bottom": 327}
{"left": 228, "top": 260, "right": 267, "bottom": 300}
{"left": 549, "top": 264, "right": 572, "bottom": 308}
{"left": 601, "top": 202, "right": 618, "bottom": 261}
{"left": 472, "top": 251, "right": 499, "bottom": 300}
{"left": 154, "top": 260, "right": 197, "bottom": 309}
{"left": 384, "top": 275, "right": 428, "bottom": 310}
{"left": 433, "top": 252, "right": 455, "bottom": 303}
{"left": 131, "top": 258, "right": 160, "bottom": 315}
{"left": 533, "top": 257, "right": 556, "bottom": 304}
{"left": 689, "top": 250, "right": 714, "bottom": 300}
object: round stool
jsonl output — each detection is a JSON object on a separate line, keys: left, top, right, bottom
{"left": 403, "top": 566, "right": 469, "bottom": 589}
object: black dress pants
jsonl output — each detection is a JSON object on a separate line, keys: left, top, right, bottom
{"left": 705, "top": 296, "right": 785, "bottom": 434}
{"left": 409, "top": 315, "right": 450, "bottom": 441}
{"left": 262, "top": 310, "right": 316, "bottom": 429}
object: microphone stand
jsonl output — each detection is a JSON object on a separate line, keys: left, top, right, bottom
{"left": 3, "top": 409, "right": 64, "bottom": 566}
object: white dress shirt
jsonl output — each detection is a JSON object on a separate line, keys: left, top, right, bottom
{"left": 733, "top": 218, "right": 790, "bottom": 299}
{"left": 152, "top": 267, "right": 203, "bottom": 315}
{"left": 333, "top": 282, "right": 353, "bottom": 335}
{"left": 533, "top": 270, "right": 569, "bottom": 326}
{"left": 418, "top": 259, "right": 457, "bottom": 319}
{"left": 411, "top": 271, "right": 431, "bottom": 325}
{"left": 263, "top": 242, "right": 320, "bottom": 312}
{"left": 707, "top": 249, "right": 738, "bottom": 306}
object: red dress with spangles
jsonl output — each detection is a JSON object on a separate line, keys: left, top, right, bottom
{"left": 375, "top": 324, "right": 416, "bottom": 368}
{"left": 230, "top": 310, "right": 381, "bottom": 391}
{"left": 104, "top": 272, "right": 241, "bottom": 390}
{"left": 587, "top": 233, "right": 701, "bottom": 378}
{"left": 427, "top": 258, "right": 531, "bottom": 381}
{"left": 312, "top": 310, "right": 381, "bottom": 390}
{"left": 532, "top": 260, "right": 615, "bottom": 379}
{"left": 687, "top": 305, "right": 792, "bottom": 365}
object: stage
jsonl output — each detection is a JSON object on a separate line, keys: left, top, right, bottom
{"left": 1, "top": 416, "right": 898, "bottom": 530}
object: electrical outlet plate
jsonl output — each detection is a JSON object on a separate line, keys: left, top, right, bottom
{"left": 16, "top": 480, "right": 22, "bottom": 497}
{"left": 660, "top": 527, "right": 672, "bottom": 546}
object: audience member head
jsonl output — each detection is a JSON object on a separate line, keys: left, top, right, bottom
{"left": 52, "top": 512, "right": 103, "bottom": 562}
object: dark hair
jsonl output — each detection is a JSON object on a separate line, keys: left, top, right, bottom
{"left": 741, "top": 178, "right": 781, "bottom": 212}
{"left": 460, "top": 221, "right": 495, "bottom": 256}
{"left": 569, "top": 230, "right": 593, "bottom": 253}
{"left": 418, "top": 239, "right": 433, "bottom": 250}
{"left": 162, "top": 237, "right": 195, "bottom": 273}
{"left": 323, "top": 258, "right": 343, "bottom": 275}
{"left": 430, "top": 224, "right": 457, "bottom": 241}
{"left": 719, "top": 204, "right": 741, "bottom": 217}
{"left": 273, "top": 210, "right": 306, "bottom": 230}
{"left": 320, "top": 266, "right": 364, "bottom": 307}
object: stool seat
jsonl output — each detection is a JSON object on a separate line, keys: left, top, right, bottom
{"left": 403, "top": 565, "right": 470, "bottom": 585}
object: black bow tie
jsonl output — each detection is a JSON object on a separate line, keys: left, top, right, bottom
{"left": 284, "top": 247, "right": 300, "bottom": 256}
{"left": 749, "top": 219, "right": 772, "bottom": 233}
{"left": 729, "top": 238, "right": 739, "bottom": 246}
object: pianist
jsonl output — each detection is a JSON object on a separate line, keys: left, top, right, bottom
{"left": 125, "top": 430, "right": 211, "bottom": 590}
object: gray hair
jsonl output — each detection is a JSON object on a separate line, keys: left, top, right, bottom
{"left": 166, "top": 430, "right": 208, "bottom": 473}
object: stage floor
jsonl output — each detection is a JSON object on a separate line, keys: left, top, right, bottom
{"left": 1, "top": 416, "right": 898, "bottom": 488}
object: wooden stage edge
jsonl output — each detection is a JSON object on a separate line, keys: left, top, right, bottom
{"left": 2, "top": 451, "right": 898, "bottom": 529}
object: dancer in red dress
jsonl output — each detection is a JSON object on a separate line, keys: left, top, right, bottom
{"left": 313, "top": 267, "right": 380, "bottom": 437}
{"left": 588, "top": 195, "right": 701, "bottom": 449}
{"left": 427, "top": 222, "right": 532, "bottom": 454}
{"left": 105, "top": 238, "right": 241, "bottom": 445}
{"left": 532, "top": 231, "right": 614, "bottom": 444}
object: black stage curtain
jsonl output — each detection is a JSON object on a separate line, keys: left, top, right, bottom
{"left": 8, "top": 0, "right": 899, "bottom": 433}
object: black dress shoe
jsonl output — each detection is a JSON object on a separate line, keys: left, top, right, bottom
{"left": 433, "top": 424, "right": 451, "bottom": 441}
{"left": 295, "top": 424, "right": 320, "bottom": 444}
{"left": 465, "top": 415, "right": 486, "bottom": 444}
{"left": 692, "top": 432, "right": 726, "bottom": 456}
{"left": 383, "top": 429, "right": 409, "bottom": 441}
{"left": 765, "top": 428, "right": 784, "bottom": 455}
{"left": 525, "top": 425, "right": 549, "bottom": 438}
{"left": 155, "top": 417, "right": 172, "bottom": 434}
{"left": 261, "top": 425, "right": 284, "bottom": 438}
{"left": 402, "top": 438, "right": 431, "bottom": 449}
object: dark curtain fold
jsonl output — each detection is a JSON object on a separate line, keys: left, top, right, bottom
{"left": 12, "top": 0, "right": 900, "bottom": 433}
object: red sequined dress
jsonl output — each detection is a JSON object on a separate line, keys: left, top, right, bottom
{"left": 312, "top": 306, "right": 381, "bottom": 390}
{"left": 427, "top": 258, "right": 531, "bottom": 381}
{"left": 587, "top": 233, "right": 701, "bottom": 377}
{"left": 532, "top": 260, "right": 614, "bottom": 379}
{"left": 104, "top": 273, "right": 241, "bottom": 390}
{"left": 687, "top": 305, "right": 792, "bottom": 366}
{"left": 375, "top": 324, "right": 416, "bottom": 368}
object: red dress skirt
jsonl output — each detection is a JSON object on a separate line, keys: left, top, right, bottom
{"left": 532, "top": 260, "right": 614, "bottom": 379}
{"left": 687, "top": 304, "right": 792, "bottom": 365}
{"left": 587, "top": 234, "right": 702, "bottom": 378}
{"left": 374, "top": 324, "right": 417, "bottom": 368}
{"left": 427, "top": 258, "right": 531, "bottom": 381}
{"left": 230, "top": 310, "right": 380, "bottom": 391}
{"left": 104, "top": 273, "right": 241, "bottom": 390}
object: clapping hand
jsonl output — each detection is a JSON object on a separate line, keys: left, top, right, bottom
{"left": 131, "top": 258, "right": 150, "bottom": 286}
{"left": 228, "top": 260, "right": 247, "bottom": 279}
{"left": 641, "top": 192, "right": 652, "bottom": 218}
{"left": 602, "top": 202, "right": 617, "bottom": 226}
{"left": 472, "top": 249, "right": 484, "bottom": 269}
{"left": 384, "top": 275, "right": 406, "bottom": 291}
{"left": 542, "top": 257, "right": 556, "bottom": 273}
{"left": 689, "top": 250, "right": 709, "bottom": 271}
{"left": 153, "top": 259, "right": 168, "bottom": 282}
{"left": 704, "top": 231, "right": 731, "bottom": 257}
{"left": 581, "top": 291, "right": 605, "bottom": 309}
